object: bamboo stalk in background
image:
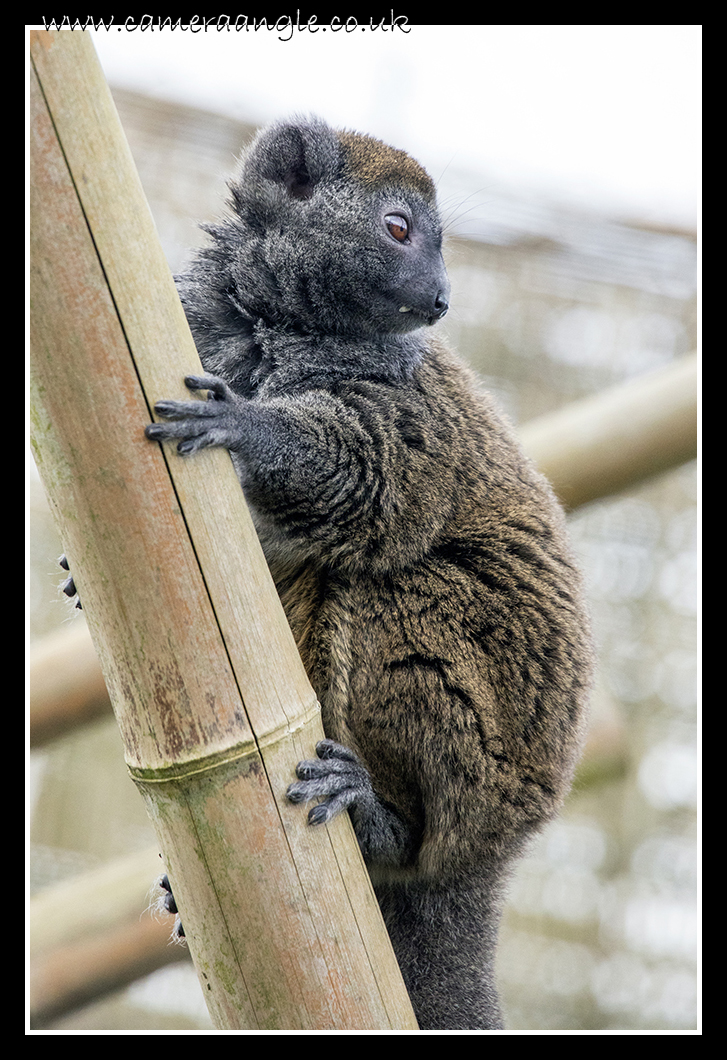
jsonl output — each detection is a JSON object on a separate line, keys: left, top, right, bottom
{"left": 29, "top": 848, "right": 191, "bottom": 1027}
{"left": 519, "top": 352, "right": 698, "bottom": 511}
{"left": 29, "top": 621, "right": 111, "bottom": 745}
{"left": 29, "top": 29, "right": 417, "bottom": 1031}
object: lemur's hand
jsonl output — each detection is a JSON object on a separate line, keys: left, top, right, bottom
{"left": 146, "top": 375, "right": 248, "bottom": 455}
{"left": 287, "top": 740, "right": 415, "bottom": 867}
{"left": 287, "top": 739, "right": 375, "bottom": 826}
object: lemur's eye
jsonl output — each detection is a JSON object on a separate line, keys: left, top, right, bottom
{"left": 385, "top": 214, "right": 410, "bottom": 242}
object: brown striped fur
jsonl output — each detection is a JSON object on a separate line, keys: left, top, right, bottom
{"left": 153, "top": 117, "right": 593, "bottom": 1029}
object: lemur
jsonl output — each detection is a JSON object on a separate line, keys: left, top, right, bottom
{"left": 131, "top": 116, "right": 592, "bottom": 1029}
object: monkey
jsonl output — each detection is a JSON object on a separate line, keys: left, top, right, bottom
{"left": 139, "top": 116, "right": 593, "bottom": 1030}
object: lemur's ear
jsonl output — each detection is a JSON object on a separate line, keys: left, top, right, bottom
{"left": 251, "top": 117, "right": 341, "bottom": 201}
{"left": 280, "top": 146, "right": 314, "bottom": 201}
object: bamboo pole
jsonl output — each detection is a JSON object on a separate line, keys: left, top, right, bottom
{"left": 29, "top": 29, "right": 417, "bottom": 1031}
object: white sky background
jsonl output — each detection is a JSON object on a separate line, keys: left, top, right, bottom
{"left": 90, "top": 23, "right": 701, "bottom": 230}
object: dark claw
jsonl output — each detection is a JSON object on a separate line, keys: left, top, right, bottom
{"left": 185, "top": 374, "right": 229, "bottom": 398}
{"left": 159, "top": 873, "right": 178, "bottom": 914}
{"left": 159, "top": 873, "right": 185, "bottom": 940}
{"left": 59, "top": 555, "right": 82, "bottom": 609}
{"left": 316, "top": 738, "right": 359, "bottom": 763}
{"left": 308, "top": 804, "right": 331, "bottom": 826}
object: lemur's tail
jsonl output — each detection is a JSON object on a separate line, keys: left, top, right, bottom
{"left": 375, "top": 874, "right": 505, "bottom": 1030}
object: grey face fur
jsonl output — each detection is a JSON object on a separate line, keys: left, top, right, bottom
{"left": 147, "top": 116, "right": 593, "bottom": 1030}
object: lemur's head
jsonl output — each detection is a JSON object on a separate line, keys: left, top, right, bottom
{"left": 220, "top": 116, "right": 450, "bottom": 337}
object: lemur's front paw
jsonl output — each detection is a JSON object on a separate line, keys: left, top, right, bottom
{"left": 287, "top": 739, "right": 374, "bottom": 826}
{"left": 145, "top": 374, "right": 245, "bottom": 455}
{"left": 59, "top": 555, "right": 82, "bottom": 609}
{"left": 158, "top": 873, "right": 185, "bottom": 940}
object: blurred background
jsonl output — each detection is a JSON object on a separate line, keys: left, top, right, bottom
{"left": 28, "top": 24, "right": 700, "bottom": 1031}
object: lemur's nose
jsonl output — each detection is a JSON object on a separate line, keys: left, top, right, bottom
{"left": 433, "top": 291, "right": 449, "bottom": 319}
